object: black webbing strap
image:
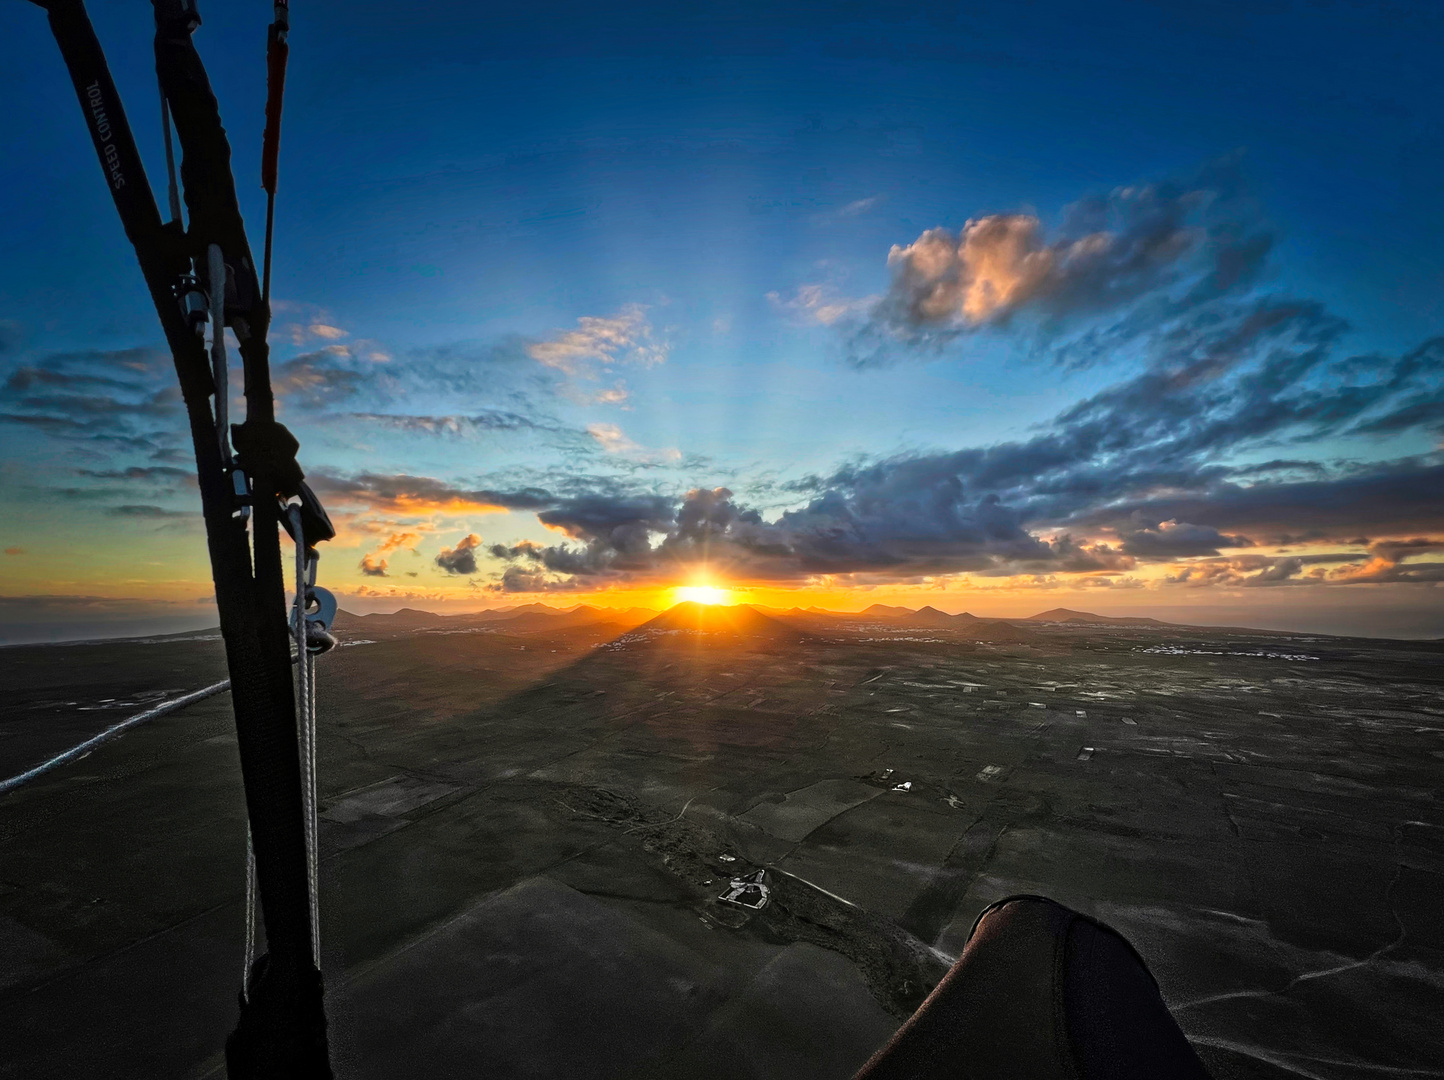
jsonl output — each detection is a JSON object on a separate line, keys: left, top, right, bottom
{"left": 261, "top": 0, "right": 289, "bottom": 303}
{"left": 32, "top": 2, "right": 330, "bottom": 1075}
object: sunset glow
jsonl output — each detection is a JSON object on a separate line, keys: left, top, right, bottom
{"left": 671, "top": 585, "right": 735, "bottom": 607}
{"left": 2, "top": 2, "right": 1442, "bottom": 644}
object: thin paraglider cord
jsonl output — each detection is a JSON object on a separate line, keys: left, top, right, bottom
{"left": 289, "top": 505, "right": 321, "bottom": 971}
{"left": 160, "top": 77, "right": 182, "bottom": 224}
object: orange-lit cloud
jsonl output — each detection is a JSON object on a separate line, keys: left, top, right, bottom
{"left": 359, "top": 552, "right": 390, "bottom": 577}
{"left": 284, "top": 311, "right": 350, "bottom": 346}
{"left": 1327, "top": 538, "right": 1444, "bottom": 584}
{"left": 358, "top": 530, "right": 424, "bottom": 577}
{"left": 374, "top": 531, "right": 422, "bottom": 555}
{"left": 348, "top": 584, "right": 451, "bottom": 601}
{"left": 436, "top": 533, "right": 483, "bottom": 575}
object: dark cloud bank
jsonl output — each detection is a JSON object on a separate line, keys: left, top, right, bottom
{"left": 313, "top": 161, "right": 1443, "bottom": 596}
{"left": 323, "top": 315, "right": 1443, "bottom": 591}
{"left": 6, "top": 167, "right": 1442, "bottom": 598}
{"left": 0, "top": 347, "right": 186, "bottom": 460}
{"left": 315, "top": 222, "right": 1443, "bottom": 592}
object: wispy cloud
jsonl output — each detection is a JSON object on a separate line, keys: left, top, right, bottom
{"left": 586, "top": 422, "right": 640, "bottom": 454}
{"left": 527, "top": 304, "right": 668, "bottom": 378}
{"left": 104, "top": 504, "right": 193, "bottom": 519}
{"left": 278, "top": 304, "right": 351, "bottom": 348}
{"left": 308, "top": 471, "right": 555, "bottom": 515}
{"left": 273, "top": 347, "right": 373, "bottom": 408}
{"left": 0, "top": 347, "right": 183, "bottom": 458}
{"left": 77, "top": 465, "right": 194, "bottom": 484}
{"left": 358, "top": 530, "right": 422, "bottom": 578}
{"left": 592, "top": 383, "right": 630, "bottom": 406}
{"left": 839, "top": 195, "right": 882, "bottom": 217}
{"left": 346, "top": 584, "right": 451, "bottom": 602}
{"left": 769, "top": 283, "right": 878, "bottom": 327}
{"left": 586, "top": 421, "right": 683, "bottom": 464}
{"left": 811, "top": 195, "right": 884, "bottom": 225}
{"left": 343, "top": 410, "right": 549, "bottom": 436}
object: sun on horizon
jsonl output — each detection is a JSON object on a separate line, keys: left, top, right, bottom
{"left": 671, "top": 585, "right": 735, "bottom": 607}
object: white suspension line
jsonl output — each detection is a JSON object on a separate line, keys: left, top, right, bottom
{"left": 0, "top": 680, "right": 231, "bottom": 797}
{"left": 288, "top": 505, "right": 322, "bottom": 971}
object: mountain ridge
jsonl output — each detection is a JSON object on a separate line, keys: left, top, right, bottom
{"left": 328, "top": 601, "right": 1299, "bottom": 637}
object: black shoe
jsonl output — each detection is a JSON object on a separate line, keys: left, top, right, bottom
{"left": 853, "top": 895, "right": 1213, "bottom": 1080}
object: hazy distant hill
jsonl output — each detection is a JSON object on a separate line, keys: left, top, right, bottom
{"left": 1022, "top": 607, "right": 1169, "bottom": 626}
{"left": 859, "top": 603, "right": 913, "bottom": 618}
{"left": 332, "top": 608, "right": 451, "bottom": 632}
{"left": 334, "top": 602, "right": 1188, "bottom": 641}
{"left": 781, "top": 604, "right": 1038, "bottom": 641}
{"left": 639, "top": 602, "right": 807, "bottom": 643}
{"left": 898, "top": 610, "right": 1040, "bottom": 642}
{"left": 906, "top": 605, "right": 963, "bottom": 628}
{"left": 476, "top": 602, "right": 574, "bottom": 621}
{"left": 960, "top": 620, "right": 1040, "bottom": 642}
{"left": 332, "top": 604, "right": 652, "bottom": 636}
{"left": 848, "top": 604, "right": 1166, "bottom": 629}
{"left": 494, "top": 605, "right": 652, "bottom": 633}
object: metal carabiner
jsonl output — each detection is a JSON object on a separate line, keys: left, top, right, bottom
{"left": 290, "top": 584, "right": 338, "bottom": 655}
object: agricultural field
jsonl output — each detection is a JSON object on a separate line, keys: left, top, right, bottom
{"left": 2, "top": 604, "right": 1441, "bottom": 1080}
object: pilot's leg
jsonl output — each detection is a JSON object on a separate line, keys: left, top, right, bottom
{"left": 853, "top": 895, "right": 1212, "bottom": 1080}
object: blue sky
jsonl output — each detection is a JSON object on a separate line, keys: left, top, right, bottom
{"left": 2, "top": 0, "right": 1442, "bottom": 640}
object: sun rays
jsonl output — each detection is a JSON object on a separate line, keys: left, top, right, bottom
{"left": 671, "top": 584, "right": 735, "bottom": 606}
